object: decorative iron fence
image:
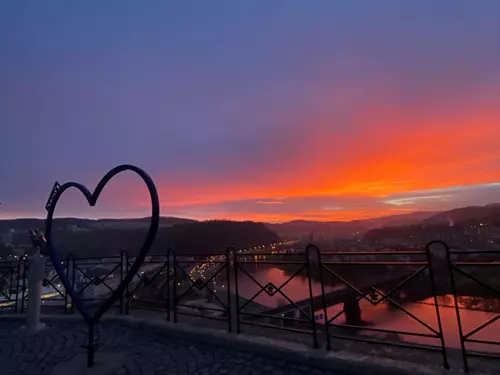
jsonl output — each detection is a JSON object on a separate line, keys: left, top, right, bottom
{"left": 170, "top": 248, "right": 232, "bottom": 332}
{"left": 316, "top": 244, "right": 448, "bottom": 368}
{"left": 435, "top": 240, "right": 500, "bottom": 372}
{"left": 69, "top": 254, "right": 123, "bottom": 315}
{"left": 39, "top": 256, "right": 70, "bottom": 314}
{"left": 234, "top": 246, "right": 319, "bottom": 347}
{"left": 127, "top": 252, "right": 169, "bottom": 316}
{"left": 2, "top": 241, "right": 500, "bottom": 372}
{"left": 0, "top": 259, "right": 22, "bottom": 313}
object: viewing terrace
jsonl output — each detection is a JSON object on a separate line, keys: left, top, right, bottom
{"left": 1, "top": 241, "right": 500, "bottom": 374}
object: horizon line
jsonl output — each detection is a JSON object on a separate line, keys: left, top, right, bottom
{"left": 0, "top": 202, "right": 498, "bottom": 224}
{"left": 0, "top": 209, "right": 442, "bottom": 225}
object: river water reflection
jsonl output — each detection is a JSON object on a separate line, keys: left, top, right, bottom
{"left": 233, "top": 266, "right": 500, "bottom": 354}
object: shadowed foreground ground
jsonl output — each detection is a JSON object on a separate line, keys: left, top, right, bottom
{"left": 0, "top": 318, "right": 339, "bottom": 375}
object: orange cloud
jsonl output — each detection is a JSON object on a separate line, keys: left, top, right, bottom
{"left": 76, "top": 84, "right": 500, "bottom": 222}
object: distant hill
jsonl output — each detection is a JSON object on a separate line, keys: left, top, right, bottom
{"left": 3, "top": 202, "right": 500, "bottom": 250}
{"left": 156, "top": 220, "right": 280, "bottom": 254}
{"left": 362, "top": 223, "right": 455, "bottom": 246}
{"left": 267, "top": 211, "right": 437, "bottom": 239}
{"left": 13, "top": 220, "right": 280, "bottom": 257}
{"left": 363, "top": 203, "right": 500, "bottom": 248}
{"left": 267, "top": 220, "right": 365, "bottom": 240}
{"left": 352, "top": 211, "right": 438, "bottom": 229}
{"left": 423, "top": 203, "right": 500, "bottom": 226}
{"left": 87, "top": 216, "right": 198, "bottom": 229}
{"left": 0, "top": 216, "right": 197, "bottom": 233}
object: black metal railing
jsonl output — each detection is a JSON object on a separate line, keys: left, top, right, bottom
{"left": 70, "top": 255, "right": 123, "bottom": 315}
{"left": 0, "top": 259, "right": 22, "bottom": 313}
{"left": 170, "top": 248, "right": 232, "bottom": 332}
{"left": 127, "top": 252, "right": 169, "bottom": 315}
{"left": 234, "top": 247, "right": 319, "bottom": 347}
{"left": 2, "top": 241, "right": 500, "bottom": 372}
{"left": 39, "top": 256, "right": 70, "bottom": 314}
{"left": 436, "top": 241, "right": 500, "bottom": 372}
{"left": 316, "top": 244, "right": 448, "bottom": 368}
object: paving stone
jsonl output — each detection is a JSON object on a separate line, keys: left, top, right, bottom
{"left": 0, "top": 319, "right": 345, "bottom": 375}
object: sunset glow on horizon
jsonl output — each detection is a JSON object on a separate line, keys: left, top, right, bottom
{"left": 1, "top": 1, "right": 500, "bottom": 223}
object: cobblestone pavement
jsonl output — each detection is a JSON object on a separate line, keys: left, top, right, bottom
{"left": 0, "top": 319, "right": 344, "bottom": 375}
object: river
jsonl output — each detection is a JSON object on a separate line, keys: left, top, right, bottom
{"left": 231, "top": 266, "right": 500, "bottom": 354}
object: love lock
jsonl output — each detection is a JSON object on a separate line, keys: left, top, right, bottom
{"left": 44, "top": 164, "right": 160, "bottom": 367}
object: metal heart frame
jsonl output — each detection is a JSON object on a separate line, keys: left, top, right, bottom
{"left": 45, "top": 164, "right": 160, "bottom": 366}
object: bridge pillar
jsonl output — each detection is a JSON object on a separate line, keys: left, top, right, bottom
{"left": 343, "top": 294, "right": 362, "bottom": 325}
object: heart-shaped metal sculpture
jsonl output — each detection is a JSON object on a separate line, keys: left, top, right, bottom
{"left": 44, "top": 164, "right": 159, "bottom": 365}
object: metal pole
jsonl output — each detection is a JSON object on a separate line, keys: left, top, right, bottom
{"left": 442, "top": 241, "right": 469, "bottom": 372}
{"left": 70, "top": 254, "right": 76, "bottom": 314}
{"left": 234, "top": 249, "right": 241, "bottom": 334}
{"left": 15, "top": 258, "right": 22, "bottom": 313}
{"left": 226, "top": 247, "right": 233, "bottom": 333}
{"left": 425, "top": 241, "right": 450, "bottom": 369}
{"left": 173, "top": 250, "right": 178, "bottom": 323}
{"left": 166, "top": 248, "right": 171, "bottom": 322}
{"left": 305, "top": 245, "right": 318, "bottom": 349}
{"left": 87, "top": 322, "right": 95, "bottom": 367}
{"left": 125, "top": 251, "right": 130, "bottom": 315}
{"left": 316, "top": 246, "right": 330, "bottom": 351}
{"left": 20, "top": 257, "right": 27, "bottom": 313}
{"left": 120, "top": 251, "right": 125, "bottom": 315}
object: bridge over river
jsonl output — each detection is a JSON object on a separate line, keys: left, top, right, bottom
{"left": 262, "top": 272, "right": 415, "bottom": 324}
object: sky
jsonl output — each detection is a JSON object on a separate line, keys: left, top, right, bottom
{"left": 1, "top": 1, "right": 500, "bottom": 223}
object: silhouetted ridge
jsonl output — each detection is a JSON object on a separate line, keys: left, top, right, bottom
{"left": 4, "top": 220, "right": 279, "bottom": 257}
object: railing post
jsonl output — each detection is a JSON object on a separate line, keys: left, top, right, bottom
{"left": 119, "top": 251, "right": 123, "bottom": 314}
{"left": 7, "top": 259, "right": 14, "bottom": 313}
{"left": 305, "top": 244, "right": 320, "bottom": 349}
{"left": 436, "top": 240, "right": 468, "bottom": 372}
{"left": 315, "top": 245, "right": 330, "bottom": 351}
{"left": 67, "top": 254, "right": 75, "bottom": 314}
{"left": 233, "top": 247, "right": 241, "bottom": 334}
{"left": 173, "top": 249, "right": 177, "bottom": 323}
{"left": 20, "top": 257, "right": 27, "bottom": 313}
{"left": 166, "top": 248, "right": 172, "bottom": 322}
{"left": 425, "top": 241, "right": 450, "bottom": 370}
{"left": 125, "top": 251, "right": 130, "bottom": 315}
{"left": 15, "top": 257, "right": 23, "bottom": 313}
{"left": 226, "top": 247, "right": 235, "bottom": 333}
